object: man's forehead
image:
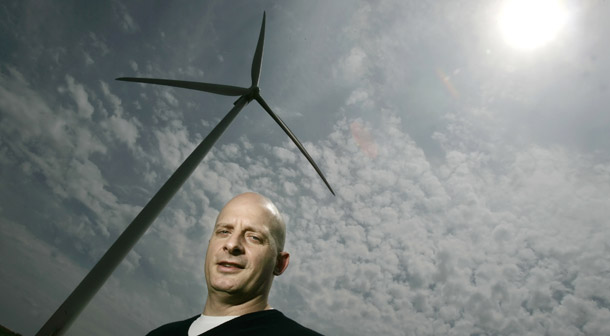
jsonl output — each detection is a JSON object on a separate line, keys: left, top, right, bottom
{"left": 216, "top": 202, "right": 273, "bottom": 226}
{"left": 218, "top": 201, "right": 268, "bottom": 218}
{"left": 219, "top": 192, "right": 273, "bottom": 215}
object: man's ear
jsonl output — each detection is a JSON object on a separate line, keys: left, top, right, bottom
{"left": 274, "top": 251, "right": 290, "bottom": 276}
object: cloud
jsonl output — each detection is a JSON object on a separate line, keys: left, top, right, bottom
{"left": 333, "top": 47, "right": 368, "bottom": 84}
{"left": 0, "top": 66, "right": 143, "bottom": 254}
{"left": 88, "top": 32, "right": 110, "bottom": 56}
{"left": 153, "top": 120, "right": 195, "bottom": 171}
{"left": 58, "top": 75, "right": 95, "bottom": 119}
{"left": 112, "top": 1, "right": 139, "bottom": 33}
{"left": 99, "top": 80, "right": 141, "bottom": 151}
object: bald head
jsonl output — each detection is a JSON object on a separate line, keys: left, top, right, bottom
{"left": 204, "top": 192, "right": 290, "bottom": 314}
{"left": 216, "top": 192, "right": 286, "bottom": 252}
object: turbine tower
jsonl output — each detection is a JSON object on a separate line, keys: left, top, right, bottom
{"left": 36, "top": 12, "right": 333, "bottom": 336}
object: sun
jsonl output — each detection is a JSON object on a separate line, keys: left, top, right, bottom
{"left": 498, "top": 0, "right": 568, "bottom": 50}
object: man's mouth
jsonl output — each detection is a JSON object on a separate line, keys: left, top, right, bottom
{"left": 218, "top": 261, "right": 244, "bottom": 269}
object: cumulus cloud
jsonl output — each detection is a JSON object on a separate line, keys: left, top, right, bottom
{"left": 0, "top": 67, "right": 142, "bottom": 254}
{"left": 333, "top": 47, "right": 368, "bottom": 84}
{"left": 113, "top": 1, "right": 139, "bottom": 33}
{"left": 99, "top": 80, "right": 141, "bottom": 151}
{"left": 58, "top": 75, "right": 95, "bottom": 120}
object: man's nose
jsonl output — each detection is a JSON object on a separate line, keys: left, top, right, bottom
{"left": 224, "top": 233, "right": 244, "bottom": 255}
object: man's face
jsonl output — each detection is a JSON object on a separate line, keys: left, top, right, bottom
{"left": 204, "top": 194, "right": 285, "bottom": 301}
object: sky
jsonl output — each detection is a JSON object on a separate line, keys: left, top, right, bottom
{"left": 1, "top": 0, "right": 610, "bottom": 335}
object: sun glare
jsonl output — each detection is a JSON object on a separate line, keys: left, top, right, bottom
{"left": 499, "top": 0, "right": 568, "bottom": 50}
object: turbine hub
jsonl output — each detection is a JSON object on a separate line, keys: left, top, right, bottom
{"left": 246, "top": 86, "right": 260, "bottom": 101}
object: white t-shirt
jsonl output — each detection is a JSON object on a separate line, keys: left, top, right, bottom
{"left": 188, "top": 314, "right": 238, "bottom": 336}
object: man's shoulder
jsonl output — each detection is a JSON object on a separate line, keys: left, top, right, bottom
{"left": 270, "top": 310, "right": 324, "bottom": 336}
{"left": 146, "top": 314, "right": 199, "bottom": 336}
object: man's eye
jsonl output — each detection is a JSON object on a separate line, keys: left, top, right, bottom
{"left": 217, "top": 229, "right": 230, "bottom": 235}
{"left": 248, "top": 235, "right": 262, "bottom": 242}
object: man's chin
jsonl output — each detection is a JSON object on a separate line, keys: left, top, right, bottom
{"left": 210, "top": 280, "right": 242, "bottom": 295}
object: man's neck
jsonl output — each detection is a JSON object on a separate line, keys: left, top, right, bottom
{"left": 203, "top": 293, "right": 272, "bottom": 316}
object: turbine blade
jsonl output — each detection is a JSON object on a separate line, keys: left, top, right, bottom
{"left": 251, "top": 12, "right": 266, "bottom": 87}
{"left": 255, "top": 95, "right": 335, "bottom": 196}
{"left": 116, "top": 77, "right": 249, "bottom": 96}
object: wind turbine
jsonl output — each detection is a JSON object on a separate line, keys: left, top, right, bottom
{"left": 36, "top": 12, "right": 333, "bottom": 336}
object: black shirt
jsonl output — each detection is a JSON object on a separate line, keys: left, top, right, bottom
{"left": 147, "top": 309, "right": 324, "bottom": 336}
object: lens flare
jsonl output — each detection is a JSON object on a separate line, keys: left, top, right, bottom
{"left": 350, "top": 121, "right": 378, "bottom": 158}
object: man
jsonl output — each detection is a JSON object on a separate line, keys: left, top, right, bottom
{"left": 147, "top": 192, "right": 323, "bottom": 336}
